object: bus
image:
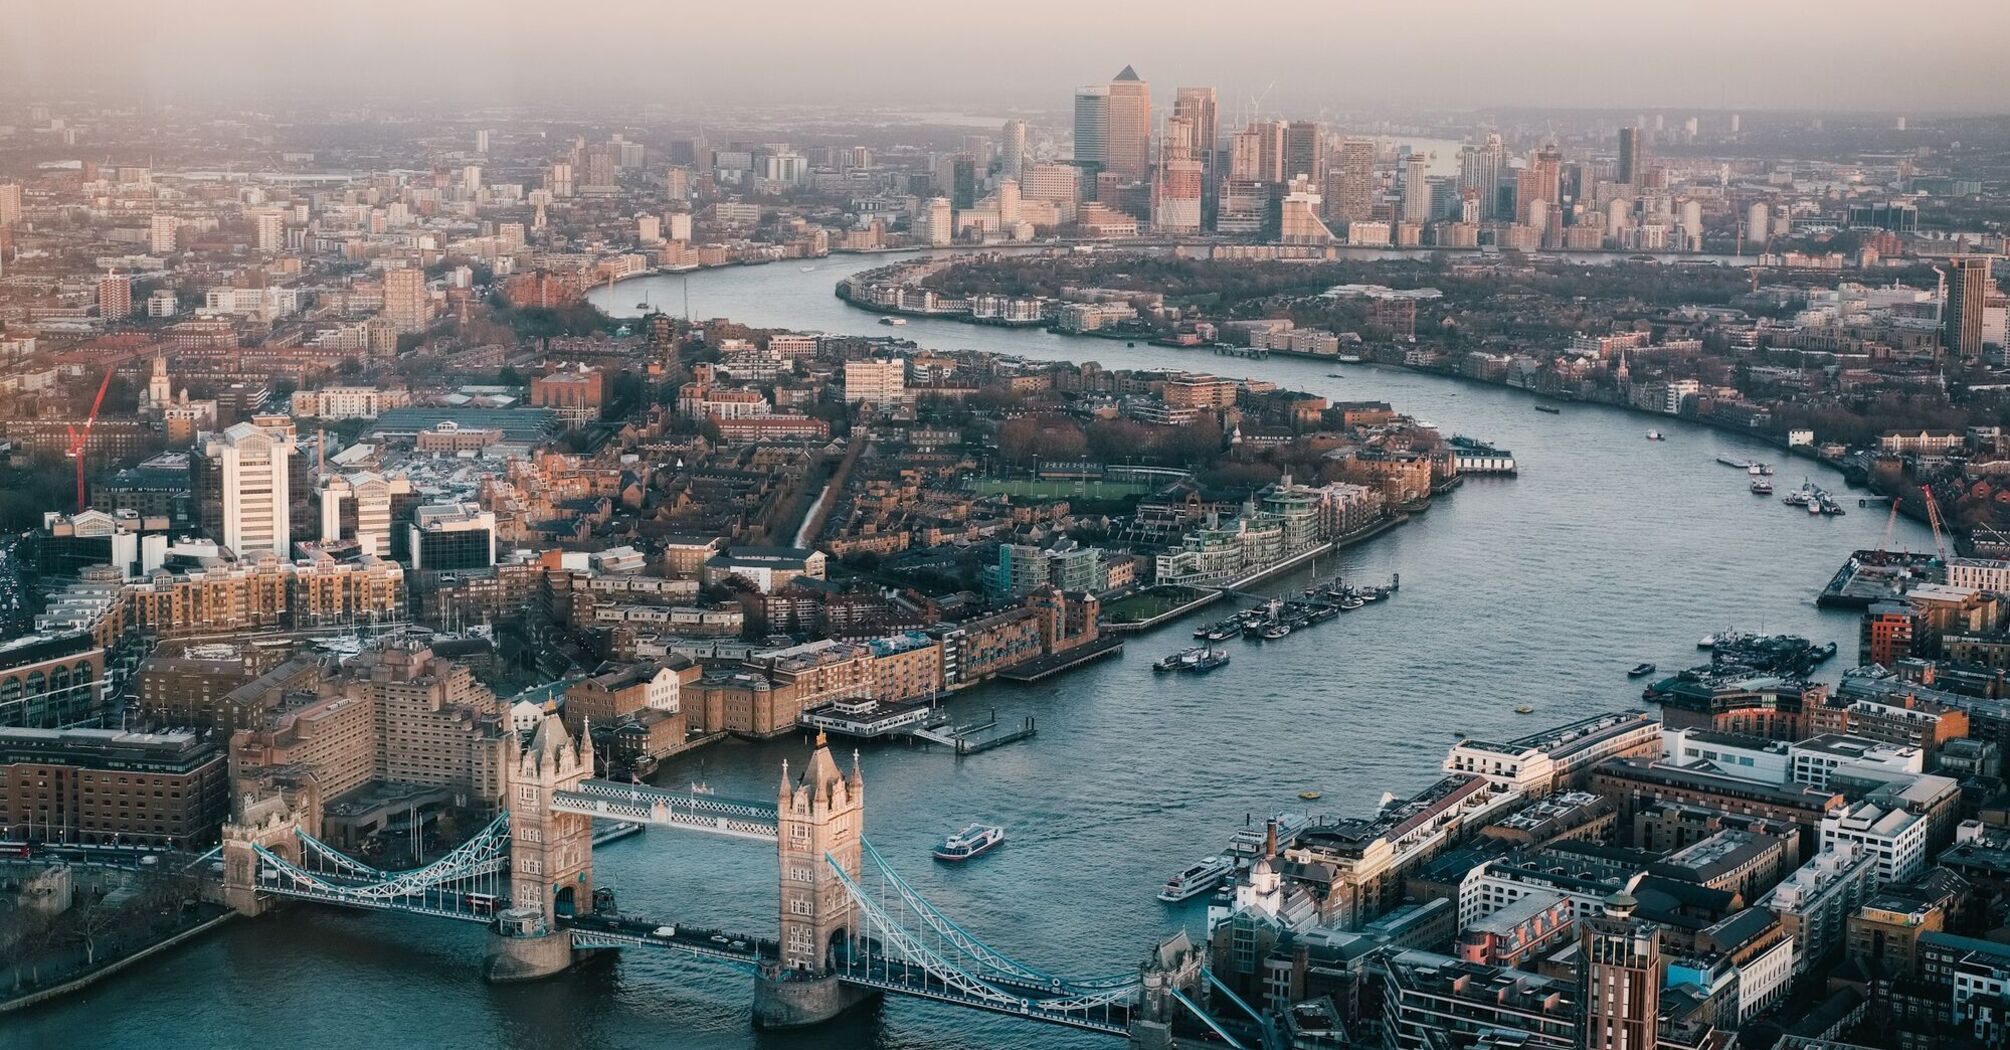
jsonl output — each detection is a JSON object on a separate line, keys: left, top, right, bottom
{"left": 0, "top": 840, "right": 32, "bottom": 859}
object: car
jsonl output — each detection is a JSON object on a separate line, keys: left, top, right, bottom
{"left": 729, "top": 939, "right": 748, "bottom": 950}
{"left": 709, "top": 933, "right": 729, "bottom": 944}
{"left": 652, "top": 925, "right": 676, "bottom": 938}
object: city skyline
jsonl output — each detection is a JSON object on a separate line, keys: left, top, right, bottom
{"left": 5, "top": 1, "right": 2010, "bottom": 115}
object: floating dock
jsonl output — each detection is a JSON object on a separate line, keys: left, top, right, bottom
{"left": 912, "top": 709, "right": 1038, "bottom": 756}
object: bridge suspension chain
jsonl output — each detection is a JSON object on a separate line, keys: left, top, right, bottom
{"left": 857, "top": 837, "right": 1140, "bottom": 994}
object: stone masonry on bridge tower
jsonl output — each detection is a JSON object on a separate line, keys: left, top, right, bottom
{"left": 487, "top": 714, "right": 594, "bottom": 981}
{"left": 777, "top": 730, "right": 862, "bottom": 972}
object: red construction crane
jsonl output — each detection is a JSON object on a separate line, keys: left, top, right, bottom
{"left": 64, "top": 365, "right": 116, "bottom": 513}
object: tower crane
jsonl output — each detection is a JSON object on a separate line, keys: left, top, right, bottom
{"left": 1922, "top": 487, "right": 1952, "bottom": 562}
{"left": 65, "top": 365, "right": 116, "bottom": 513}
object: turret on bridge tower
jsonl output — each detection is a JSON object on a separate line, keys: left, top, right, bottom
{"left": 753, "top": 730, "right": 880, "bottom": 1027}
{"left": 486, "top": 714, "right": 594, "bottom": 982}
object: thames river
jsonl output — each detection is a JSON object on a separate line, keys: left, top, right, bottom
{"left": 16, "top": 253, "right": 1932, "bottom": 1050}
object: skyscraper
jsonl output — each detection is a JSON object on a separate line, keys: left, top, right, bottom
{"left": 0, "top": 183, "right": 20, "bottom": 227}
{"left": 1152, "top": 116, "right": 1203, "bottom": 235}
{"left": 1946, "top": 255, "right": 1994, "bottom": 361}
{"left": 1173, "top": 87, "right": 1218, "bottom": 226}
{"left": 1531, "top": 144, "right": 1563, "bottom": 211}
{"left": 1401, "top": 154, "right": 1431, "bottom": 224}
{"left": 1254, "top": 121, "right": 1287, "bottom": 185}
{"left": 1618, "top": 126, "right": 1646, "bottom": 186}
{"left": 1103, "top": 66, "right": 1151, "bottom": 182}
{"left": 1073, "top": 85, "right": 1109, "bottom": 194}
{"left": 1000, "top": 119, "right": 1027, "bottom": 182}
{"left": 1282, "top": 121, "right": 1324, "bottom": 184}
{"left": 1459, "top": 135, "right": 1506, "bottom": 220}
{"left": 200, "top": 419, "right": 297, "bottom": 558}
{"left": 1580, "top": 893, "right": 1662, "bottom": 1050}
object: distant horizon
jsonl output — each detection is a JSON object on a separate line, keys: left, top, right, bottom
{"left": 4, "top": 0, "right": 2007, "bottom": 117}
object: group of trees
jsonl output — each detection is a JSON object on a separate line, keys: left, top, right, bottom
{"left": 996, "top": 415, "right": 1225, "bottom": 470}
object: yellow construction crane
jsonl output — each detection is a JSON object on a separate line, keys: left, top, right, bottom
{"left": 1923, "top": 487, "right": 1952, "bottom": 561}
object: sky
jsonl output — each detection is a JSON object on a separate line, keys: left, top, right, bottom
{"left": 6, "top": 0, "right": 2007, "bottom": 116}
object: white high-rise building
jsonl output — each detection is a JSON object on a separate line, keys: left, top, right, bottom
{"left": 476, "top": 129, "right": 491, "bottom": 154}
{"left": 1000, "top": 119, "right": 1027, "bottom": 181}
{"left": 253, "top": 210, "right": 283, "bottom": 252}
{"left": 203, "top": 421, "right": 296, "bottom": 558}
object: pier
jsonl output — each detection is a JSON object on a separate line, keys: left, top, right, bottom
{"left": 911, "top": 709, "right": 1039, "bottom": 756}
{"left": 996, "top": 636, "right": 1125, "bottom": 681}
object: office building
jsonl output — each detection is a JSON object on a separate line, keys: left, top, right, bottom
{"left": 1103, "top": 66, "right": 1150, "bottom": 182}
{"left": 1619, "top": 126, "right": 1646, "bottom": 185}
{"left": 1173, "top": 87, "right": 1218, "bottom": 224}
{"left": 408, "top": 503, "right": 497, "bottom": 572}
{"left": 0, "top": 632, "right": 107, "bottom": 729}
{"left": 1282, "top": 121, "right": 1324, "bottom": 184}
{"left": 0, "top": 727, "right": 228, "bottom": 846}
{"left": 1000, "top": 119, "right": 1027, "bottom": 181}
{"left": 1821, "top": 798, "right": 1930, "bottom": 886}
{"left": 1401, "top": 154, "right": 1431, "bottom": 224}
{"left": 1073, "top": 85, "right": 1108, "bottom": 191}
{"left": 1946, "top": 255, "right": 1993, "bottom": 360}
{"left": 197, "top": 419, "right": 296, "bottom": 558}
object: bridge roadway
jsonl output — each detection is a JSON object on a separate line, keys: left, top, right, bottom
{"left": 550, "top": 780, "right": 778, "bottom": 841}
{"left": 834, "top": 954, "right": 1134, "bottom": 1036}
{"left": 562, "top": 912, "right": 774, "bottom": 968}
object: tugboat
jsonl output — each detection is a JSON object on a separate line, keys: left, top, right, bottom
{"left": 1155, "top": 647, "right": 1206, "bottom": 672}
{"left": 1188, "top": 649, "right": 1231, "bottom": 673}
{"left": 1751, "top": 477, "right": 1774, "bottom": 495}
{"left": 1628, "top": 663, "right": 1657, "bottom": 678}
{"left": 933, "top": 823, "right": 1006, "bottom": 862}
{"left": 1158, "top": 856, "right": 1235, "bottom": 903}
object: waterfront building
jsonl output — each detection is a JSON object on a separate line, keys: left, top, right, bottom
{"left": 0, "top": 632, "right": 109, "bottom": 731}
{"left": 0, "top": 727, "right": 228, "bottom": 846}
{"left": 1445, "top": 711, "right": 1663, "bottom": 796}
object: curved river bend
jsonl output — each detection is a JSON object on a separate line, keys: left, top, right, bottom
{"left": 18, "top": 253, "right": 1931, "bottom": 1050}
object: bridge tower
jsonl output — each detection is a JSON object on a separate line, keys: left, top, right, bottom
{"left": 486, "top": 714, "right": 594, "bottom": 982}
{"left": 752, "top": 731, "right": 879, "bottom": 1028}
{"left": 220, "top": 781, "right": 321, "bottom": 916}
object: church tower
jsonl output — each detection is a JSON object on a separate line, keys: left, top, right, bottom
{"left": 776, "top": 731, "right": 863, "bottom": 973}
{"left": 146, "top": 352, "right": 171, "bottom": 410}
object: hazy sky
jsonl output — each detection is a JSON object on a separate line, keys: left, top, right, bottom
{"left": 6, "top": 0, "right": 2006, "bottom": 116}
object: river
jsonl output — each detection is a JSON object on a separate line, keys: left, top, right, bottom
{"left": 16, "top": 253, "right": 1933, "bottom": 1050}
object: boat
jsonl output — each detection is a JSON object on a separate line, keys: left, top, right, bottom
{"left": 1646, "top": 431, "right": 1666, "bottom": 441}
{"left": 1627, "top": 663, "right": 1657, "bottom": 678}
{"left": 1188, "top": 649, "right": 1230, "bottom": 673}
{"left": 634, "top": 300, "right": 650, "bottom": 309}
{"left": 1749, "top": 465, "right": 1764, "bottom": 476}
{"left": 1534, "top": 403, "right": 1562, "bottom": 414}
{"left": 1259, "top": 623, "right": 1292, "bottom": 641}
{"left": 1298, "top": 790, "right": 1322, "bottom": 801}
{"left": 1760, "top": 464, "right": 1774, "bottom": 475}
{"left": 1157, "top": 643, "right": 1197, "bottom": 671}
{"left": 1514, "top": 705, "right": 1535, "bottom": 714}
{"left": 799, "top": 265, "right": 817, "bottom": 272}
{"left": 1338, "top": 596, "right": 1365, "bottom": 611}
{"left": 1336, "top": 354, "right": 1363, "bottom": 364}
{"left": 1159, "top": 856, "right": 1235, "bottom": 903}
{"left": 1751, "top": 478, "right": 1774, "bottom": 495}
{"left": 1717, "top": 456, "right": 1755, "bottom": 468}
{"left": 879, "top": 316, "right": 907, "bottom": 326}
{"left": 1327, "top": 372, "right": 1345, "bottom": 378}
{"left": 933, "top": 823, "right": 1006, "bottom": 862}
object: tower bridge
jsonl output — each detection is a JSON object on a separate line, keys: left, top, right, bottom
{"left": 220, "top": 717, "right": 1266, "bottom": 1047}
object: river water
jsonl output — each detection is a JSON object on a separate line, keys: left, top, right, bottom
{"left": 16, "top": 254, "right": 1932, "bottom": 1050}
